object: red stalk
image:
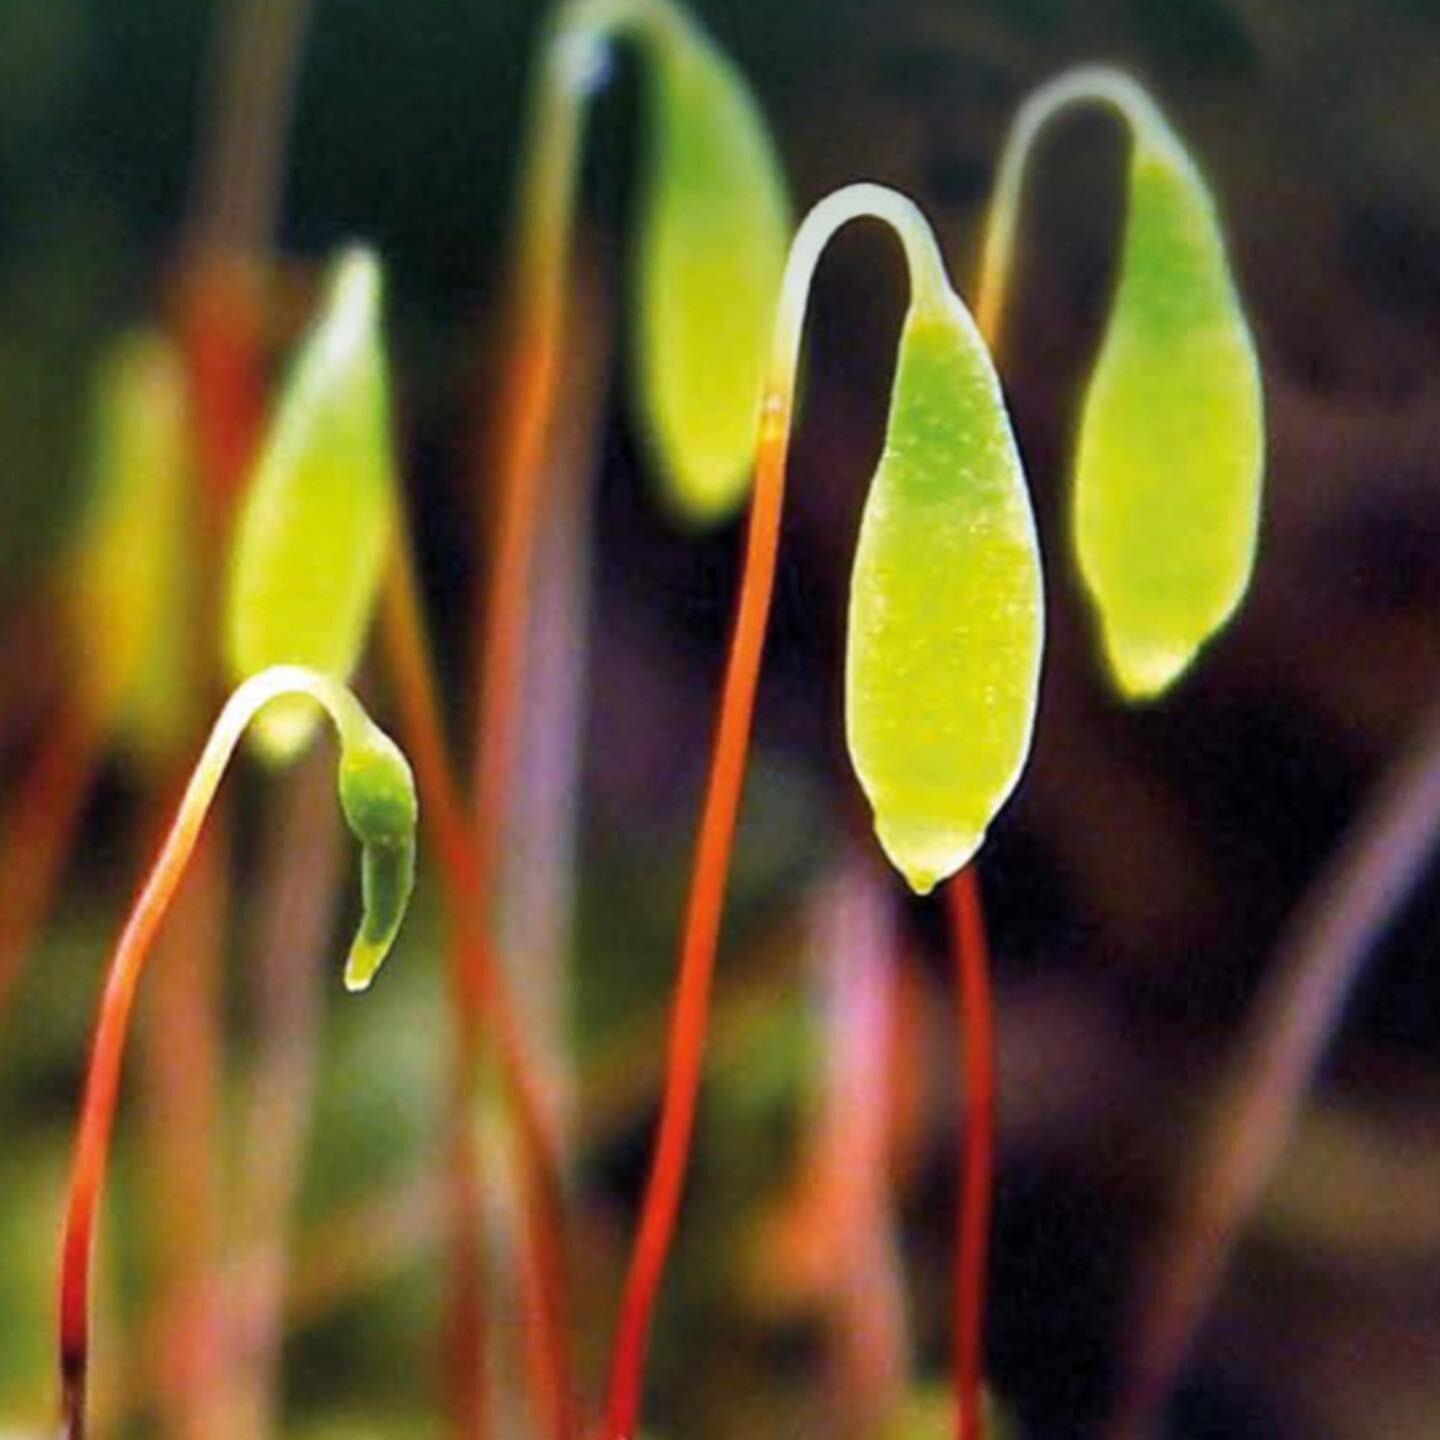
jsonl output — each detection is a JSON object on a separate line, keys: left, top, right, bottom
{"left": 59, "top": 788, "right": 215, "bottom": 1440}
{"left": 599, "top": 398, "right": 790, "bottom": 1440}
{"left": 948, "top": 866, "right": 995, "bottom": 1440}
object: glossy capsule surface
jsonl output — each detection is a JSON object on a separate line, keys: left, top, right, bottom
{"left": 1074, "top": 138, "right": 1263, "bottom": 699}
{"left": 847, "top": 289, "right": 1043, "bottom": 894}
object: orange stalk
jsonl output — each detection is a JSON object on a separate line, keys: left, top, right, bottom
{"left": 599, "top": 391, "right": 790, "bottom": 1440}
{"left": 381, "top": 535, "right": 576, "bottom": 1440}
{"left": 600, "top": 184, "right": 961, "bottom": 1440}
{"left": 59, "top": 786, "right": 215, "bottom": 1440}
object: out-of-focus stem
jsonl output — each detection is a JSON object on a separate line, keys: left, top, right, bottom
{"left": 188, "top": 0, "right": 314, "bottom": 258}
{"left": 809, "top": 850, "right": 910, "bottom": 1436}
{"left": 228, "top": 750, "right": 344, "bottom": 1440}
{"left": 140, "top": 819, "right": 228, "bottom": 1440}
{"left": 0, "top": 698, "right": 104, "bottom": 1021}
{"left": 381, "top": 527, "right": 576, "bottom": 1440}
{"left": 498, "top": 243, "right": 611, "bottom": 1166}
{"left": 1105, "top": 693, "right": 1440, "bottom": 1440}
{"left": 178, "top": 0, "right": 313, "bottom": 514}
{"left": 599, "top": 183, "right": 949, "bottom": 1440}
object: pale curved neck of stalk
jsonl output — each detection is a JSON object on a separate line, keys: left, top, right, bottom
{"left": 191, "top": 664, "right": 368, "bottom": 813}
{"left": 975, "top": 65, "right": 1180, "bottom": 346}
{"left": 762, "top": 182, "right": 953, "bottom": 425}
{"left": 515, "top": 0, "right": 691, "bottom": 304}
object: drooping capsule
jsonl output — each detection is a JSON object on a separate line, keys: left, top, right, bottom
{"left": 846, "top": 286, "right": 1044, "bottom": 895}
{"left": 225, "top": 247, "right": 396, "bottom": 759}
{"left": 635, "top": 12, "right": 788, "bottom": 524}
{"left": 1073, "top": 117, "right": 1263, "bottom": 700}
{"left": 336, "top": 720, "right": 418, "bottom": 991}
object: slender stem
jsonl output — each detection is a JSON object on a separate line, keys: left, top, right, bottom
{"left": 0, "top": 696, "right": 104, "bottom": 1021}
{"left": 186, "top": 0, "right": 315, "bottom": 257}
{"left": 974, "top": 65, "right": 1172, "bottom": 354}
{"left": 599, "top": 182, "right": 950, "bottom": 1440}
{"left": 228, "top": 752, "right": 343, "bottom": 1440}
{"left": 453, "top": 9, "right": 697, "bottom": 1429}
{"left": 466, "top": 0, "right": 687, "bottom": 996}
{"left": 1103, "top": 692, "right": 1440, "bottom": 1440}
{"left": 947, "top": 868, "right": 995, "bottom": 1440}
{"left": 57, "top": 666, "right": 373, "bottom": 1440}
{"left": 380, "top": 534, "right": 576, "bottom": 1440}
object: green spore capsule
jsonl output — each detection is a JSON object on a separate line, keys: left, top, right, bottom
{"left": 336, "top": 722, "right": 418, "bottom": 991}
{"left": 1074, "top": 123, "right": 1263, "bottom": 699}
{"left": 636, "top": 7, "right": 788, "bottom": 524}
{"left": 225, "top": 246, "right": 396, "bottom": 760}
{"left": 846, "top": 288, "right": 1043, "bottom": 895}
{"left": 68, "top": 331, "right": 195, "bottom": 757}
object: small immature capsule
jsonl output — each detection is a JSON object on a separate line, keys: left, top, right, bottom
{"left": 847, "top": 287, "right": 1043, "bottom": 895}
{"left": 636, "top": 13, "right": 788, "bottom": 524}
{"left": 1073, "top": 121, "right": 1263, "bottom": 700}
{"left": 336, "top": 723, "right": 418, "bottom": 991}
{"left": 225, "top": 247, "right": 396, "bottom": 759}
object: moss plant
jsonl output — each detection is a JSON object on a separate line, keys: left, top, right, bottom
{"left": 977, "top": 65, "right": 1264, "bottom": 701}
{"left": 600, "top": 182, "right": 1041, "bottom": 1440}
{"left": 973, "top": 66, "right": 1267, "bottom": 1437}
{"left": 220, "top": 239, "right": 572, "bottom": 1440}
{"left": 57, "top": 664, "right": 416, "bottom": 1440}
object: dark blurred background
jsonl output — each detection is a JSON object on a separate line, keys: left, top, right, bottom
{"left": 0, "top": 1, "right": 1438, "bottom": 1437}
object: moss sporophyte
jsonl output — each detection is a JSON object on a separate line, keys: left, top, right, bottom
{"left": 58, "top": 667, "right": 417, "bottom": 1440}
{"left": 978, "top": 65, "right": 1264, "bottom": 702}
{"left": 600, "top": 182, "right": 1041, "bottom": 1440}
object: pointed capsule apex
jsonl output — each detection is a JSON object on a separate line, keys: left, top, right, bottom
{"left": 875, "top": 814, "right": 985, "bottom": 898}
{"left": 225, "top": 244, "right": 397, "bottom": 761}
{"left": 1106, "top": 631, "right": 1196, "bottom": 702}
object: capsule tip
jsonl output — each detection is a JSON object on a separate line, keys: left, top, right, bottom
{"left": 875, "top": 814, "right": 984, "bottom": 897}
{"left": 1106, "top": 632, "right": 1197, "bottom": 702}
{"left": 343, "top": 935, "right": 385, "bottom": 993}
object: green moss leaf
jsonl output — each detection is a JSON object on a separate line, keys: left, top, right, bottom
{"left": 225, "top": 247, "right": 396, "bottom": 759}
{"left": 847, "top": 289, "right": 1043, "bottom": 894}
{"left": 1074, "top": 131, "right": 1263, "bottom": 699}
{"left": 636, "top": 16, "right": 788, "bottom": 525}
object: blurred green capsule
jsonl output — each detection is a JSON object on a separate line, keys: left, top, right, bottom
{"left": 847, "top": 285, "right": 1043, "bottom": 895}
{"left": 68, "top": 330, "right": 195, "bottom": 759}
{"left": 1074, "top": 118, "right": 1263, "bottom": 699}
{"left": 225, "top": 247, "right": 396, "bottom": 760}
{"left": 635, "top": 8, "right": 788, "bottom": 524}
